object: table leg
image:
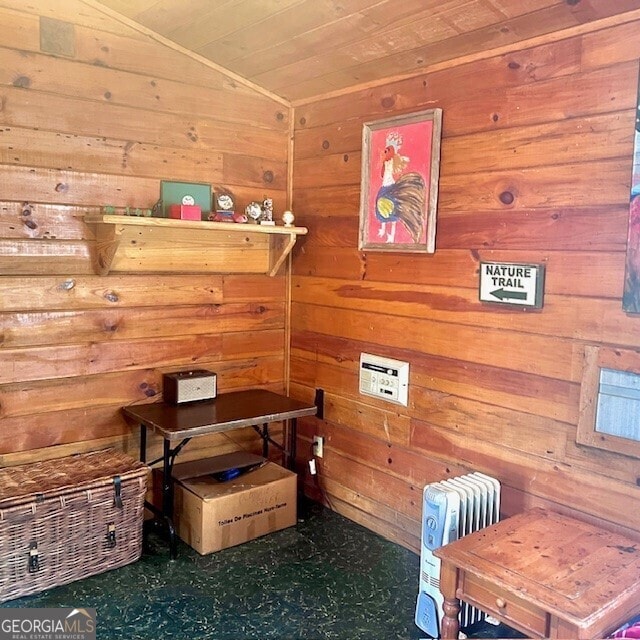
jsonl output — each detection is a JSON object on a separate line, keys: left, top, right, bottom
{"left": 161, "top": 439, "right": 178, "bottom": 559}
{"left": 140, "top": 424, "right": 147, "bottom": 463}
{"left": 439, "top": 561, "right": 461, "bottom": 639}
{"left": 162, "top": 439, "right": 172, "bottom": 518}
{"left": 288, "top": 418, "right": 297, "bottom": 471}
{"left": 262, "top": 423, "right": 269, "bottom": 458}
{"left": 254, "top": 421, "right": 297, "bottom": 469}
{"left": 138, "top": 426, "right": 177, "bottom": 559}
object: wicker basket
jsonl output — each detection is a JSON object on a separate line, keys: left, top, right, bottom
{"left": 0, "top": 449, "right": 148, "bottom": 603}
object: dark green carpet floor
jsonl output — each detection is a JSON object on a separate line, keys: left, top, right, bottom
{"left": 1, "top": 500, "right": 520, "bottom": 640}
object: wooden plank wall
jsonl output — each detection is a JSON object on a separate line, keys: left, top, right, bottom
{"left": 291, "top": 19, "right": 640, "bottom": 551}
{"left": 0, "top": 0, "right": 291, "bottom": 467}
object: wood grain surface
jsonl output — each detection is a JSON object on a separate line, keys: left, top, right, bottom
{"left": 291, "top": 16, "right": 640, "bottom": 549}
{"left": 0, "top": 0, "right": 291, "bottom": 467}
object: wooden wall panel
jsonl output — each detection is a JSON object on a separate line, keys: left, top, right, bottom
{"left": 291, "top": 19, "right": 640, "bottom": 544}
{"left": 0, "top": 48, "right": 287, "bottom": 129}
{"left": 290, "top": 335, "right": 578, "bottom": 423}
{"left": 0, "top": 87, "right": 287, "bottom": 160}
{"left": 0, "top": 1, "right": 291, "bottom": 467}
{"left": 0, "top": 303, "right": 284, "bottom": 348}
{"left": 292, "top": 276, "right": 640, "bottom": 344}
{"left": 293, "top": 302, "right": 582, "bottom": 381}
{"left": 0, "top": 0, "right": 146, "bottom": 36}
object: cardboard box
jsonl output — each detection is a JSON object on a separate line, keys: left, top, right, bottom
{"left": 173, "top": 461, "right": 297, "bottom": 555}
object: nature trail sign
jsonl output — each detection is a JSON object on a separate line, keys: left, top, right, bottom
{"left": 479, "top": 262, "right": 545, "bottom": 308}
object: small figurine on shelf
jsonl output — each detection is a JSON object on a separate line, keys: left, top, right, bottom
{"left": 215, "top": 192, "right": 235, "bottom": 215}
{"left": 245, "top": 201, "right": 263, "bottom": 224}
{"left": 211, "top": 190, "right": 244, "bottom": 223}
{"left": 169, "top": 194, "right": 202, "bottom": 220}
{"left": 260, "top": 198, "right": 275, "bottom": 226}
{"left": 282, "top": 210, "right": 295, "bottom": 228}
{"left": 232, "top": 210, "right": 248, "bottom": 223}
{"left": 209, "top": 190, "right": 235, "bottom": 222}
{"left": 123, "top": 206, "right": 153, "bottom": 217}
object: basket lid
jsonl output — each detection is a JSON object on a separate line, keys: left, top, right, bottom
{"left": 0, "top": 449, "right": 148, "bottom": 509}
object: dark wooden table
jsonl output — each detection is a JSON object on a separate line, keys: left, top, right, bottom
{"left": 434, "top": 508, "right": 640, "bottom": 639}
{"left": 122, "top": 389, "right": 317, "bottom": 558}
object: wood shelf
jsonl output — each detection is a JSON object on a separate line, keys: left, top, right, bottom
{"left": 84, "top": 214, "right": 307, "bottom": 276}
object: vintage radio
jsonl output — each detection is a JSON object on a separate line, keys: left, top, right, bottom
{"left": 163, "top": 369, "right": 217, "bottom": 404}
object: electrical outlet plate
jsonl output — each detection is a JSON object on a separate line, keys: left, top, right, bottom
{"left": 359, "top": 353, "right": 409, "bottom": 406}
{"left": 313, "top": 435, "right": 324, "bottom": 458}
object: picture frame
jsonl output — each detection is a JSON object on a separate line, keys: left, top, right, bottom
{"left": 622, "top": 67, "right": 640, "bottom": 313}
{"left": 577, "top": 345, "right": 640, "bottom": 459}
{"left": 358, "top": 108, "right": 442, "bottom": 253}
{"left": 160, "top": 180, "right": 212, "bottom": 218}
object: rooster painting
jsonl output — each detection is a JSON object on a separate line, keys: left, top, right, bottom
{"left": 359, "top": 108, "right": 442, "bottom": 253}
{"left": 375, "top": 131, "right": 426, "bottom": 243}
{"left": 622, "top": 73, "right": 640, "bottom": 313}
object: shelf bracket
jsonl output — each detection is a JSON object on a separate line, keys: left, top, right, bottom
{"left": 268, "top": 233, "right": 297, "bottom": 276}
{"left": 93, "top": 222, "right": 124, "bottom": 276}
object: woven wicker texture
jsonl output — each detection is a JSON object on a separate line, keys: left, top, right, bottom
{"left": 0, "top": 450, "right": 148, "bottom": 603}
{"left": 0, "top": 449, "right": 147, "bottom": 508}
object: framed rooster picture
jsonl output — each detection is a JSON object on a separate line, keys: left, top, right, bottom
{"left": 623, "top": 67, "right": 640, "bottom": 313}
{"left": 358, "top": 108, "right": 442, "bottom": 253}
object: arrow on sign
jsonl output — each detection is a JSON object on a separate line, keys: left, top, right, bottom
{"left": 491, "top": 288, "right": 527, "bottom": 301}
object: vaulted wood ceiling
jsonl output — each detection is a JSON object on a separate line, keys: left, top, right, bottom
{"left": 94, "top": 0, "right": 640, "bottom": 103}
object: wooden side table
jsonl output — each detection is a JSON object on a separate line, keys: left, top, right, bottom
{"left": 434, "top": 508, "right": 640, "bottom": 639}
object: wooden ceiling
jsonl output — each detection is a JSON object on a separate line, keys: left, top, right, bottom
{"left": 94, "top": 0, "right": 640, "bottom": 103}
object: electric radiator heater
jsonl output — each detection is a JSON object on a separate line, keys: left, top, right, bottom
{"left": 415, "top": 472, "right": 501, "bottom": 638}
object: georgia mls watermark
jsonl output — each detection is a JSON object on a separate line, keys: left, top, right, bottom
{"left": 0, "top": 608, "right": 96, "bottom": 640}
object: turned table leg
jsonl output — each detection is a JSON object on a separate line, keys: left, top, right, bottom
{"left": 442, "top": 597, "right": 461, "bottom": 639}
{"left": 439, "top": 561, "right": 461, "bottom": 639}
